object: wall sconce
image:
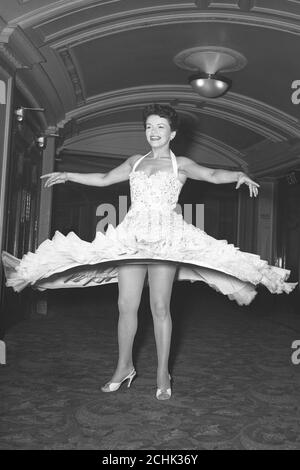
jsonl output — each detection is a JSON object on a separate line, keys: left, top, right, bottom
{"left": 35, "top": 130, "right": 60, "bottom": 151}
{"left": 35, "top": 136, "right": 47, "bottom": 149}
{"left": 14, "top": 106, "right": 45, "bottom": 122}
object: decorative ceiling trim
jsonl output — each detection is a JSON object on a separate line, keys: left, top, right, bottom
{"left": 40, "top": 9, "right": 300, "bottom": 49}
{"left": 59, "top": 122, "right": 247, "bottom": 170}
{"left": 241, "top": 136, "right": 300, "bottom": 176}
{"left": 57, "top": 85, "right": 299, "bottom": 141}
{"left": 252, "top": 5, "right": 300, "bottom": 20}
{"left": 207, "top": 96, "right": 300, "bottom": 140}
{"left": 56, "top": 151, "right": 125, "bottom": 174}
{"left": 0, "top": 44, "right": 25, "bottom": 70}
{"left": 0, "top": 26, "right": 45, "bottom": 68}
{"left": 200, "top": 107, "right": 282, "bottom": 141}
{"left": 59, "top": 48, "right": 85, "bottom": 105}
{"left": 201, "top": 1, "right": 237, "bottom": 8}
{"left": 8, "top": 0, "right": 121, "bottom": 28}
{"left": 61, "top": 122, "right": 143, "bottom": 148}
{"left": 236, "top": 0, "right": 255, "bottom": 11}
{"left": 249, "top": 146, "right": 300, "bottom": 177}
{"left": 254, "top": 157, "right": 300, "bottom": 177}
{"left": 16, "top": 2, "right": 300, "bottom": 42}
{"left": 174, "top": 46, "right": 247, "bottom": 73}
{"left": 192, "top": 132, "right": 247, "bottom": 169}
{"left": 62, "top": 122, "right": 244, "bottom": 160}
{"left": 56, "top": 107, "right": 300, "bottom": 177}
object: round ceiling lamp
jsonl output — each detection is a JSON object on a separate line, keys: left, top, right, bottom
{"left": 188, "top": 72, "right": 232, "bottom": 98}
{"left": 174, "top": 46, "right": 247, "bottom": 99}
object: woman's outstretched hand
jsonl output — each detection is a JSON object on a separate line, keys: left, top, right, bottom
{"left": 40, "top": 172, "right": 68, "bottom": 188}
{"left": 236, "top": 173, "right": 260, "bottom": 198}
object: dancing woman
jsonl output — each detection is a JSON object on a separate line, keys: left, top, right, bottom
{"left": 2, "top": 104, "right": 296, "bottom": 400}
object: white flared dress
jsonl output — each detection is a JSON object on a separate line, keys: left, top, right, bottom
{"left": 2, "top": 151, "right": 297, "bottom": 305}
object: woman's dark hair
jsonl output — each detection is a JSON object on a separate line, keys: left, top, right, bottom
{"left": 142, "top": 103, "right": 179, "bottom": 131}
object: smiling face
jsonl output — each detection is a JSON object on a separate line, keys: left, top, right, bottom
{"left": 145, "top": 114, "right": 176, "bottom": 149}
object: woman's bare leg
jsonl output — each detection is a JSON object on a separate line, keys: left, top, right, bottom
{"left": 148, "top": 263, "right": 177, "bottom": 390}
{"left": 107, "top": 263, "right": 147, "bottom": 383}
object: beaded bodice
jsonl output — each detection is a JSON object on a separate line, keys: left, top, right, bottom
{"left": 129, "top": 152, "right": 183, "bottom": 211}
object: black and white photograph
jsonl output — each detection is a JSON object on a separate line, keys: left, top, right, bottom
{"left": 0, "top": 0, "right": 300, "bottom": 453}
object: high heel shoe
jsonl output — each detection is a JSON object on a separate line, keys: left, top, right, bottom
{"left": 156, "top": 374, "right": 172, "bottom": 400}
{"left": 101, "top": 368, "right": 136, "bottom": 393}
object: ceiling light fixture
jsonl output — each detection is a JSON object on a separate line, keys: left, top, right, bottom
{"left": 174, "top": 47, "right": 247, "bottom": 99}
{"left": 188, "top": 72, "right": 232, "bottom": 98}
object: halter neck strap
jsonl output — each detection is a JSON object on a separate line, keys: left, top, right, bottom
{"left": 170, "top": 150, "right": 178, "bottom": 177}
{"left": 131, "top": 152, "right": 150, "bottom": 172}
{"left": 131, "top": 150, "right": 178, "bottom": 175}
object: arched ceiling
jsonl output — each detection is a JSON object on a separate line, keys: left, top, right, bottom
{"left": 1, "top": 0, "right": 300, "bottom": 176}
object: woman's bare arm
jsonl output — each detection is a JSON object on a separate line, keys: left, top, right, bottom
{"left": 178, "top": 156, "right": 259, "bottom": 197}
{"left": 41, "top": 155, "right": 140, "bottom": 188}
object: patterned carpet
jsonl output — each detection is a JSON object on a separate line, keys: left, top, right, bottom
{"left": 0, "top": 283, "right": 300, "bottom": 450}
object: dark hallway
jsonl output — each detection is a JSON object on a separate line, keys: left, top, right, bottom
{"left": 1, "top": 284, "right": 299, "bottom": 450}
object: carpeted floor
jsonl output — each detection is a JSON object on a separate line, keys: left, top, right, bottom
{"left": 0, "top": 283, "right": 300, "bottom": 450}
